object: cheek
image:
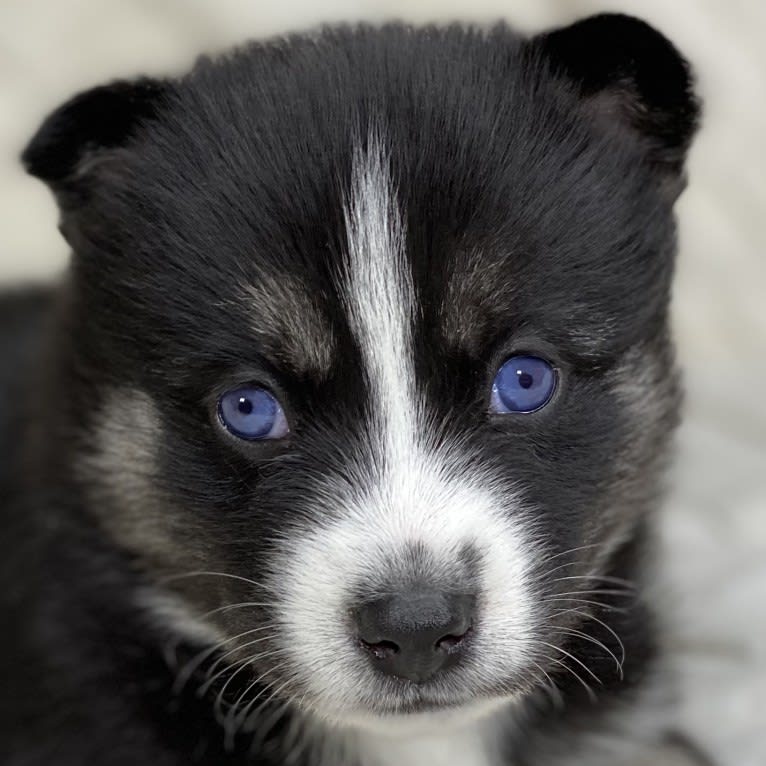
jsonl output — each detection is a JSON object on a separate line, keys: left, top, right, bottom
{"left": 80, "top": 387, "right": 276, "bottom": 611}
{"left": 611, "top": 346, "right": 681, "bottom": 468}
{"left": 497, "top": 381, "right": 626, "bottom": 517}
{"left": 78, "top": 387, "right": 194, "bottom": 566}
{"left": 474, "top": 375, "right": 655, "bottom": 583}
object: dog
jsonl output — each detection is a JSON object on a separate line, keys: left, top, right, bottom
{"left": 0, "top": 13, "right": 708, "bottom": 765}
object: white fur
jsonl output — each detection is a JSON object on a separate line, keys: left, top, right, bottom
{"left": 272, "top": 137, "right": 541, "bottom": 738}
{"left": 349, "top": 706, "right": 509, "bottom": 766}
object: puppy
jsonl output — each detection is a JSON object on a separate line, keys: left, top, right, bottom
{"left": 0, "top": 13, "right": 706, "bottom": 766}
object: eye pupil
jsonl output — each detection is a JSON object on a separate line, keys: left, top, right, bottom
{"left": 237, "top": 397, "right": 253, "bottom": 415}
{"left": 517, "top": 371, "right": 534, "bottom": 389}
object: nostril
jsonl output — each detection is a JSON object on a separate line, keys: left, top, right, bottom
{"left": 360, "top": 638, "right": 399, "bottom": 660}
{"left": 435, "top": 625, "right": 472, "bottom": 654}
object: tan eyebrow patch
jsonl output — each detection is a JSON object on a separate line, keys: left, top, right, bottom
{"left": 241, "top": 272, "right": 335, "bottom": 377}
{"left": 440, "top": 248, "right": 509, "bottom": 353}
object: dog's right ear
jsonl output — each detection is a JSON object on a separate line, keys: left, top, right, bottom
{"left": 22, "top": 78, "right": 170, "bottom": 192}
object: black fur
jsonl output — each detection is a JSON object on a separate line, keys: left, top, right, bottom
{"left": 21, "top": 78, "right": 170, "bottom": 186}
{"left": 534, "top": 14, "right": 699, "bottom": 175}
{"left": 2, "top": 15, "right": 701, "bottom": 765}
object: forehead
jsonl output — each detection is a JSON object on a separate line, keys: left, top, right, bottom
{"left": 93, "top": 25, "right": 673, "bottom": 377}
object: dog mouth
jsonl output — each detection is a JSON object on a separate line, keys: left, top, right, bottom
{"left": 172, "top": 623, "right": 523, "bottom": 730}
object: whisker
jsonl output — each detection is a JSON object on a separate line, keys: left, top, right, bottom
{"left": 203, "top": 634, "right": 279, "bottom": 686}
{"left": 165, "top": 601, "right": 275, "bottom": 667}
{"left": 159, "top": 571, "right": 266, "bottom": 590}
{"left": 267, "top": 697, "right": 311, "bottom": 765}
{"left": 199, "top": 643, "right": 283, "bottom": 698}
{"left": 551, "top": 626, "right": 623, "bottom": 679}
{"left": 549, "top": 607, "right": 627, "bottom": 667}
{"left": 543, "top": 597, "right": 628, "bottom": 614}
{"left": 223, "top": 660, "right": 293, "bottom": 737}
{"left": 535, "top": 640, "right": 603, "bottom": 687}
{"left": 246, "top": 690, "right": 301, "bottom": 755}
{"left": 242, "top": 689, "right": 293, "bottom": 736}
{"left": 544, "top": 589, "right": 635, "bottom": 599}
{"left": 541, "top": 559, "right": 591, "bottom": 578}
{"left": 237, "top": 674, "right": 297, "bottom": 733}
{"left": 550, "top": 574, "right": 635, "bottom": 589}
{"left": 536, "top": 542, "right": 613, "bottom": 567}
{"left": 521, "top": 633, "right": 599, "bottom": 704}
{"left": 547, "top": 656, "right": 598, "bottom": 703}
{"left": 212, "top": 651, "right": 291, "bottom": 730}
{"left": 172, "top": 624, "right": 277, "bottom": 694}
{"left": 529, "top": 659, "right": 565, "bottom": 710}
{"left": 199, "top": 602, "right": 277, "bottom": 619}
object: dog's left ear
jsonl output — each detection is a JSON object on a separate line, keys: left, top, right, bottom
{"left": 530, "top": 13, "right": 700, "bottom": 187}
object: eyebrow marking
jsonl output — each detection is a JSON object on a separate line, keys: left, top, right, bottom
{"left": 242, "top": 272, "right": 335, "bottom": 377}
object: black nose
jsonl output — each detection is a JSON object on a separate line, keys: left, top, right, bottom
{"left": 354, "top": 591, "right": 475, "bottom": 683}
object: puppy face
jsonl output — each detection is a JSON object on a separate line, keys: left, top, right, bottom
{"left": 27, "top": 20, "right": 696, "bottom": 732}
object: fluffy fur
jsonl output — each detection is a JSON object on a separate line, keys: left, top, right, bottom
{"left": 1, "top": 14, "right": 708, "bottom": 766}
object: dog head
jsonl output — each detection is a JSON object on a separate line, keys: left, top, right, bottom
{"left": 24, "top": 14, "right": 698, "bottom": 732}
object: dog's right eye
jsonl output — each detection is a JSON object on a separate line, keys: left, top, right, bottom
{"left": 217, "top": 386, "right": 289, "bottom": 440}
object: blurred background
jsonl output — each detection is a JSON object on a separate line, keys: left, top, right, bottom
{"left": 1, "top": 1, "right": 764, "bottom": 764}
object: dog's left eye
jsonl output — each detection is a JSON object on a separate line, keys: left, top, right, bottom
{"left": 489, "top": 355, "right": 557, "bottom": 413}
{"left": 217, "top": 386, "right": 289, "bottom": 440}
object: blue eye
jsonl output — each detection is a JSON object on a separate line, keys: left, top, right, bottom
{"left": 217, "top": 386, "right": 289, "bottom": 440}
{"left": 490, "top": 355, "right": 557, "bottom": 413}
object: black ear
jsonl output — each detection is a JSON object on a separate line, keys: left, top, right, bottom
{"left": 532, "top": 13, "right": 700, "bottom": 177}
{"left": 22, "top": 78, "right": 169, "bottom": 188}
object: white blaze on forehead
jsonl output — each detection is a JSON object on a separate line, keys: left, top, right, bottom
{"left": 343, "top": 136, "right": 416, "bottom": 459}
